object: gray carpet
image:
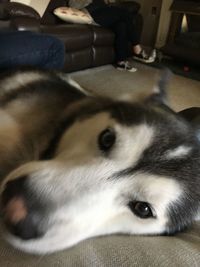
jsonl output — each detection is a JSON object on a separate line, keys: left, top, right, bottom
{"left": 70, "top": 63, "right": 200, "bottom": 112}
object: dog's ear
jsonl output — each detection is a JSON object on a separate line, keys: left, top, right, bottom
{"left": 178, "top": 107, "right": 200, "bottom": 142}
{"left": 145, "top": 68, "right": 172, "bottom": 106}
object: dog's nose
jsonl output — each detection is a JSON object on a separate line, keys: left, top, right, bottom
{"left": 1, "top": 177, "right": 43, "bottom": 240}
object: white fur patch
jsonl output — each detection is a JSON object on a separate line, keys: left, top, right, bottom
{"left": 56, "top": 112, "right": 155, "bottom": 169}
{"left": 166, "top": 146, "right": 192, "bottom": 159}
{"left": 94, "top": 174, "right": 183, "bottom": 240}
{"left": 0, "top": 72, "right": 49, "bottom": 96}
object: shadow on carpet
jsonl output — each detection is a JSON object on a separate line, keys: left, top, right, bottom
{"left": 144, "top": 57, "right": 200, "bottom": 81}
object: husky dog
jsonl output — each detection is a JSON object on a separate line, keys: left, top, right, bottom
{"left": 0, "top": 69, "right": 199, "bottom": 254}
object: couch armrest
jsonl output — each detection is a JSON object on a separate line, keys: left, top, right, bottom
{"left": 0, "top": 2, "right": 40, "bottom": 20}
{"left": 113, "top": 1, "right": 141, "bottom": 14}
{"left": 10, "top": 17, "right": 40, "bottom": 32}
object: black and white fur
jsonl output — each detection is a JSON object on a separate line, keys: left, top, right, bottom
{"left": 0, "top": 69, "right": 199, "bottom": 254}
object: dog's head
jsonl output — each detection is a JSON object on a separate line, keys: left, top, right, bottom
{"left": 1, "top": 71, "right": 200, "bottom": 254}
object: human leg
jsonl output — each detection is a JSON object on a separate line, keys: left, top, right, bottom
{"left": 91, "top": 7, "right": 140, "bottom": 44}
{"left": 0, "top": 31, "right": 65, "bottom": 70}
{"left": 89, "top": 6, "right": 155, "bottom": 64}
{"left": 107, "top": 8, "right": 156, "bottom": 63}
{"left": 89, "top": 6, "right": 136, "bottom": 70}
{"left": 111, "top": 21, "right": 137, "bottom": 72}
{"left": 112, "top": 21, "right": 129, "bottom": 62}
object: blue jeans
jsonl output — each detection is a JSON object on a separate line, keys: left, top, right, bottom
{"left": 0, "top": 31, "right": 65, "bottom": 70}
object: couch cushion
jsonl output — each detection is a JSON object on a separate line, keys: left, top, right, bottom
{"left": 93, "top": 46, "right": 115, "bottom": 67}
{"left": 92, "top": 26, "right": 114, "bottom": 46}
{"left": 41, "top": 24, "right": 93, "bottom": 51}
{"left": 64, "top": 48, "right": 93, "bottom": 72}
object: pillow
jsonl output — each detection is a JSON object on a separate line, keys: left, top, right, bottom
{"left": 53, "top": 7, "right": 94, "bottom": 25}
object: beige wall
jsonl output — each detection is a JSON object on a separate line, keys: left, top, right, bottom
{"left": 155, "top": 0, "right": 173, "bottom": 47}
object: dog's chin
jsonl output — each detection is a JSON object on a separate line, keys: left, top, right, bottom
{"left": 3, "top": 216, "right": 168, "bottom": 254}
{"left": 4, "top": 224, "right": 86, "bottom": 255}
{"left": 5, "top": 235, "right": 75, "bottom": 255}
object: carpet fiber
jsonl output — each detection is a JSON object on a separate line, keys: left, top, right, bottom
{"left": 71, "top": 63, "right": 200, "bottom": 112}
{"left": 145, "top": 57, "right": 200, "bottom": 82}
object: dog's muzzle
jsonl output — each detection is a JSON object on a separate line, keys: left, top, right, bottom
{"left": 1, "top": 177, "right": 44, "bottom": 240}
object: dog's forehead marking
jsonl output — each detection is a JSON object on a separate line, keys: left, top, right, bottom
{"left": 113, "top": 123, "right": 155, "bottom": 166}
{"left": 56, "top": 112, "right": 115, "bottom": 156}
{"left": 56, "top": 112, "right": 155, "bottom": 168}
{"left": 165, "top": 145, "right": 192, "bottom": 159}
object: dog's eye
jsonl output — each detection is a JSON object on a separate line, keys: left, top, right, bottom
{"left": 128, "top": 201, "right": 153, "bottom": 219}
{"left": 98, "top": 128, "right": 116, "bottom": 152}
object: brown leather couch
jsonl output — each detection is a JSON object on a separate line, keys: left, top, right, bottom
{"left": 0, "top": 0, "right": 143, "bottom": 72}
